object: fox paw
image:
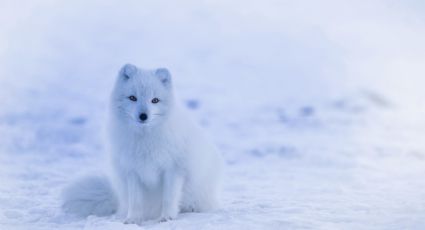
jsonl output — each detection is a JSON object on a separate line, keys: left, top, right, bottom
{"left": 124, "top": 217, "right": 143, "bottom": 225}
{"left": 157, "top": 216, "right": 174, "bottom": 223}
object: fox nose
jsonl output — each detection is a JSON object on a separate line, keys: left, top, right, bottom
{"left": 139, "top": 113, "right": 148, "bottom": 121}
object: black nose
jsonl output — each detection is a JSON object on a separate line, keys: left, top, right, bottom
{"left": 139, "top": 113, "right": 148, "bottom": 121}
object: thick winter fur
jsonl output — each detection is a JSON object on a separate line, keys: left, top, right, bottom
{"left": 62, "top": 175, "right": 118, "bottom": 217}
{"left": 62, "top": 64, "right": 224, "bottom": 224}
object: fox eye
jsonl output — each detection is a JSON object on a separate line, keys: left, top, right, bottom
{"left": 128, "top": 95, "right": 137, "bottom": 101}
{"left": 151, "top": 98, "right": 160, "bottom": 104}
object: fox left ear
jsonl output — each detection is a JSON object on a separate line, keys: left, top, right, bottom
{"left": 119, "top": 63, "right": 138, "bottom": 80}
{"left": 155, "top": 68, "right": 172, "bottom": 87}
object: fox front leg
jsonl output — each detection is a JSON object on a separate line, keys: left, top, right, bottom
{"left": 124, "top": 172, "right": 144, "bottom": 225}
{"left": 158, "top": 171, "right": 184, "bottom": 222}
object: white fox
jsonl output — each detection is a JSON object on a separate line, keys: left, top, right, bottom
{"left": 62, "top": 64, "right": 224, "bottom": 224}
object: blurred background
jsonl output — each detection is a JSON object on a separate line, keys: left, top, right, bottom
{"left": 1, "top": 0, "right": 425, "bottom": 229}
{"left": 2, "top": 0, "right": 425, "bottom": 109}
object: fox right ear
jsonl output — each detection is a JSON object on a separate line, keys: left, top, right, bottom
{"left": 119, "top": 64, "right": 138, "bottom": 80}
{"left": 155, "top": 68, "right": 172, "bottom": 87}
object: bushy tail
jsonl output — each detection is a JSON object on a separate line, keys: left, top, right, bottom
{"left": 62, "top": 175, "right": 118, "bottom": 217}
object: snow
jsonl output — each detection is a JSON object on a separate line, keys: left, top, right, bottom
{"left": 1, "top": 0, "right": 425, "bottom": 229}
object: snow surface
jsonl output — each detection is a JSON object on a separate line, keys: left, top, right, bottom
{"left": 1, "top": 0, "right": 425, "bottom": 229}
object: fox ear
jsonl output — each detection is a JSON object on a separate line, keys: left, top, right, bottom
{"left": 119, "top": 63, "right": 138, "bottom": 80}
{"left": 155, "top": 68, "right": 172, "bottom": 87}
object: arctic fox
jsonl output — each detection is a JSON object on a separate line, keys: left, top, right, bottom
{"left": 62, "top": 64, "right": 224, "bottom": 224}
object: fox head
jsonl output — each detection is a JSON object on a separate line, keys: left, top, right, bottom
{"left": 110, "top": 64, "right": 174, "bottom": 128}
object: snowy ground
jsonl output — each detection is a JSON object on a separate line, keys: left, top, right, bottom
{"left": 1, "top": 1, "right": 425, "bottom": 229}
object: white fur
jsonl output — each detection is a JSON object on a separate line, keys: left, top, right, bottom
{"left": 62, "top": 64, "right": 224, "bottom": 225}
{"left": 62, "top": 175, "right": 118, "bottom": 217}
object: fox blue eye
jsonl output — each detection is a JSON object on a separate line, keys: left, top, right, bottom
{"left": 151, "top": 98, "right": 160, "bottom": 104}
{"left": 129, "top": 95, "right": 137, "bottom": 101}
